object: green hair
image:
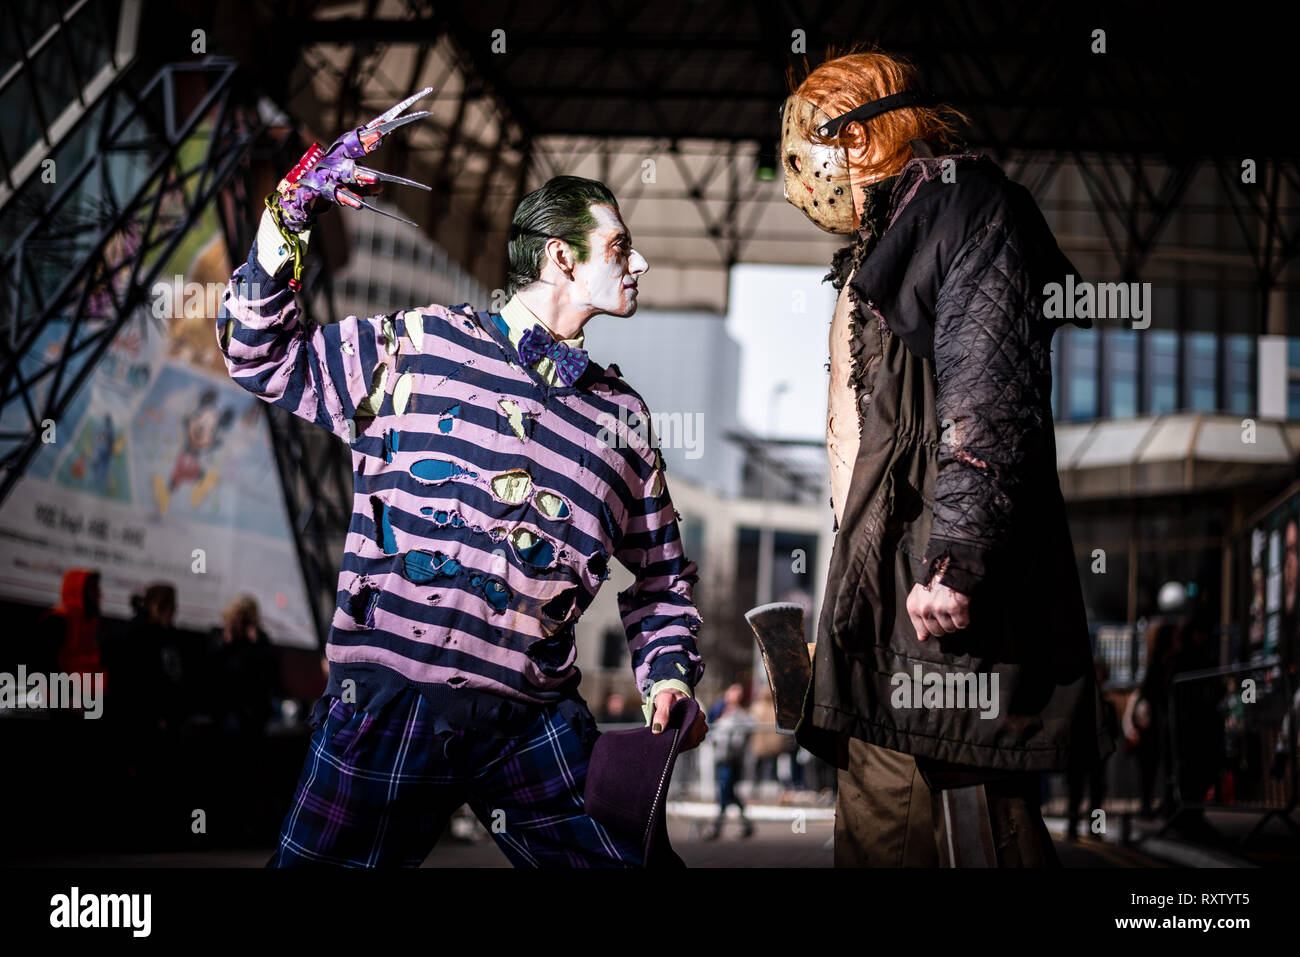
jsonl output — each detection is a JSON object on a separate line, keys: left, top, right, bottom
{"left": 505, "top": 175, "right": 620, "bottom": 297}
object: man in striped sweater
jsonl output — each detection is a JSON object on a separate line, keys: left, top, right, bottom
{"left": 219, "top": 153, "right": 707, "bottom": 866}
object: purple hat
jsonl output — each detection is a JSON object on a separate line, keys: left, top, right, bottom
{"left": 584, "top": 696, "right": 701, "bottom": 868}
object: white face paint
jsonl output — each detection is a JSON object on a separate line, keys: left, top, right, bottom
{"left": 570, "top": 204, "right": 648, "bottom": 318}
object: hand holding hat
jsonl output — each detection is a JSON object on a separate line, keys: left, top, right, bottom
{"left": 650, "top": 686, "right": 707, "bottom": 749}
{"left": 584, "top": 696, "right": 705, "bottom": 868}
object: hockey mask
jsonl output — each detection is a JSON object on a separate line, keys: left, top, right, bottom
{"left": 780, "top": 90, "right": 935, "bottom": 234}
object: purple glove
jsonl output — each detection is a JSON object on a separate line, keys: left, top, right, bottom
{"left": 272, "top": 86, "right": 434, "bottom": 232}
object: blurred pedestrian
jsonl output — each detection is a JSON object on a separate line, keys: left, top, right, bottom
{"left": 47, "top": 568, "right": 103, "bottom": 681}
{"left": 99, "top": 582, "right": 178, "bottom": 842}
{"left": 204, "top": 595, "right": 281, "bottom": 844}
{"left": 101, "top": 583, "right": 177, "bottom": 735}
{"left": 750, "top": 687, "right": 799, "bottom": 789}
{"left": 1066, "top": 659, "right": 1118, "bottom": 840}
{"left": 1126, "top": 621, "right": 1175, "bottom": 818}
{"left": 703, "top": 683, "right": 755, "bottom": 840}
{"left": 209, "top": 594, "right": 279, "bottom": 738}
{"left": 43, "top": 568, "right": 104, "bottom": 721}
{"left": 601, "top": 691, "right": 631, "bottom": 723}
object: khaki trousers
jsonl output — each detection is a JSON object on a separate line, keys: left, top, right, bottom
{"left": 834, "top": 737, "right": 1060, "bottom": 867}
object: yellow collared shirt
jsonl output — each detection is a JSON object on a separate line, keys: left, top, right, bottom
{"left": 499, "top": 296, "right": 587, "bottom": 389}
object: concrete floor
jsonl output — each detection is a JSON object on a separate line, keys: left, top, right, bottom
{"left": 6, "top": 814, "right": 1196, "bottom": 868}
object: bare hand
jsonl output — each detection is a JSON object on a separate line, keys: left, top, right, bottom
{"left": 906, "top": 581, "right": 971, "bottom": 642}
{"left": 651, "top": 689, "right": 708, "bottom": 750}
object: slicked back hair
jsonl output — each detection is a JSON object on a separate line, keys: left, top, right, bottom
{"left": 506, "top": 175, "right": 620, "bottom": 298}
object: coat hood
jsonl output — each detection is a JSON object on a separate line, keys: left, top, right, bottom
{"left": 846, "top": 152, "right": 1088, "bottom": 361}
{"left": 56, "top": 568, "right": 98, "bottom": 619}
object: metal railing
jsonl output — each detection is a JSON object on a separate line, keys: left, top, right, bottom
{"left": 1166, "top": 659, "right": 1298, "bottom": 841}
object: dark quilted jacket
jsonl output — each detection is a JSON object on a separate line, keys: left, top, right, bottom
{"left": 796, "top": 151, "right": 1117, "bottom": 773}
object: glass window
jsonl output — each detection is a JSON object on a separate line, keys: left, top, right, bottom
{"left": 736, "top": 526, "right": 761, "bottom": 611}
{"left": 1067, "top": 327, "right": 1098, "bottom": 421}
{"left": 1287, "top": 378, "right": 1300, "bottom": 421}
{"left": 1288, "top": 337, "right": 1300, "bottom": 369}
{"left": 773, "top": 530, "right": 819, "bottom": 641}
{"left": 31, "top": 36, "right": 77, "bottom": 131}
{"left": 1225, "top": 335, "right": 1253, "bottom": 414}
{"left": 1107, "top": 329, "right": 1139, "bottom": 418}
{"left": 1185, "top": 332, "right": 1217, "bottom": 411}
{"left": 1146, "top": 330, "right": 1179, "bottom": 413}
{"left": 680, "top": 514, "right": 704, "bottom": 576}
{"left": 599, "top": 628, "right": 625, "bottom": 670}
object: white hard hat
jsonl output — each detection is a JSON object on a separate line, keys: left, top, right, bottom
{"left": 1157, "top": 581, "right": 1188, "bottom": 612}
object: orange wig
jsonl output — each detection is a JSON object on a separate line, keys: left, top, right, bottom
{"left": 790, "top": 47, "right": 970, "bottom": 182}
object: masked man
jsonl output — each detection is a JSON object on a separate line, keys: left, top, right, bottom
{"left": 218, "top": 98, "right": 706, "bottom": 867}
{"left": 781, "top": 51, "right": 1114, "bottom": 866}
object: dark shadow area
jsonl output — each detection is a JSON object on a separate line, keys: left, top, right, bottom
{"left": 0, "top": 598, "right": 325, "bottom": 859}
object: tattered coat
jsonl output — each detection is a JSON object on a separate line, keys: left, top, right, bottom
{"left": 797, "top": 152, "right": 1116, "bottom": 772}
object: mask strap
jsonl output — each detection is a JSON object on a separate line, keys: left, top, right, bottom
{"left": 817, "top": 90, "right": 937, "bottom": 138}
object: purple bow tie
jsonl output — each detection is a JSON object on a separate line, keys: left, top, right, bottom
{"left": 517, "top": 323, "right": 589, "bottom": 386}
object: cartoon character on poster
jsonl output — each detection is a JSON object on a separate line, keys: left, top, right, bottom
{"left": 151, "top": 387, "right": 233, "bottom": 518}
{"left": 84, "top": 415, "right": 124, "bottom": 489}
{"left": 56, "top": 412, "right": 130, "bottom": 500}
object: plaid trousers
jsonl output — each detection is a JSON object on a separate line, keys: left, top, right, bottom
{"left": 268, "top": 687, "right": 643, "bottom": 868}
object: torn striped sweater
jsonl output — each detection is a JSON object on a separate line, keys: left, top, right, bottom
{"left": 217, "top": 222, "right": 705, "bottom": 715}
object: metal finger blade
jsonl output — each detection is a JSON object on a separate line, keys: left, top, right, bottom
{"left": 359, "top": 112, "right": 431, "bottom": 152}
{"left": 364, "top": 86, "right": 435, "bottom": 129}
{"left": 354, "top": 165, "right": 432, "bottom": 191}
{"left": 368, "top": 112, "right": 430, "bottom": 136}
{"left": 336, "top": 188, "right": 419, "bottom": 227}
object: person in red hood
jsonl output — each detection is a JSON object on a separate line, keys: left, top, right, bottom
{"left": 47, "top": 569, "right": 104, "bottom": 683}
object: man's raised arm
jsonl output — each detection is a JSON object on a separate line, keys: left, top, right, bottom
{"left": 218, "top": 212, "right": 396, "bottom": 441}
{"left": 216, "top": 89, "right": 434, "bottom": 441}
